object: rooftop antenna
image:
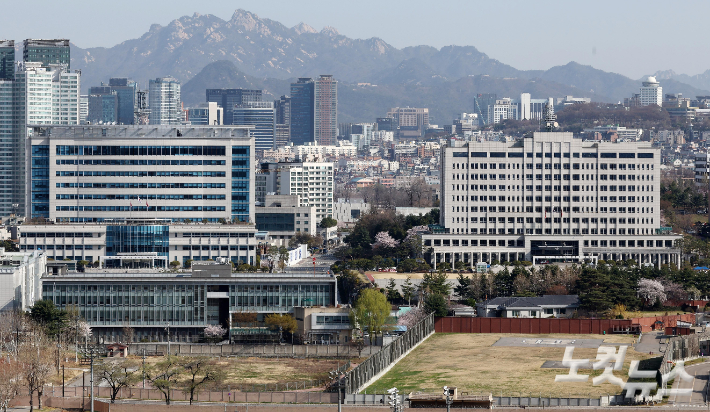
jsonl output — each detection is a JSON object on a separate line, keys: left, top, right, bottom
{"left": 543, "top": 99, "right": 558, "bottom": 132}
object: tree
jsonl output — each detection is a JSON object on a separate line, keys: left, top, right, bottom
{"left": 397, "top": 306, "right": 428, "bottom": 328}
{"left": 29, "top": 300, "right": 67, "bottom": 338}
{"left": 372, "top": 231, "right": 399, "bottom": 249}
{"left": 170, "top": 260, "right": 180, "bottom": 269}
{"left": 0, "top": 358, "right": 21, "bottom": 412}
{"left": 419, "top": 271, "right": 450, "bottom": 296}
{"left": 146, "top": 357, "right": 183, "bottom": 405}
{"left": 352, "top": 289, "right": 390, "bottom": 345}
{"left": 337, "top": 271, "right": 366, "bottom": 304}
{"left": 401, "top": 276, "right": 416, "bottom": 306}
{"left": 180, "top": 357, "right": 224, "bottom": 405}
{"left": 18, "top": 325, "right": 53, "bottom": 412}
{"left": 320, "top": 217, "right": 337, "bottom": 228}
{"left": 385, "top": 278, "right": 402, "bottom": 303}
{"left": 424, "top": 293, "right": 449, "bottom": 317}
{"left": 96, "top": 359, "right": 140, "bottom": 403}
{"left": 264, "top": 314, "right": 297, "bottom": 342}
{"left": 203, "top": 324, "right": 227, "bottom": 344}
{"left": 122, "top": 325, "right": 135, "bottom": 344}
{"left": 638, "top": 278, "right": 667, "bottom": 307}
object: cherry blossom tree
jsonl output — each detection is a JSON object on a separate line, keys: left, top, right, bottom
{"left": 397, "top": 306, "right": 427, "bottom": 329}
{"left": 637, "top": 278, "right": 667, "bottom": 306}
{"left": 203, "top": 324, "right": 227, "bottom": 344}
{"left": 372, "top": 231, "right": 399, "bottom": 249}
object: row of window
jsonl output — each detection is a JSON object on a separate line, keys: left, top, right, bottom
{"left": 427, "top": 238, "right": 672, "bottom": 248}
{"left": 56, "top": 183, "right": 226, "bottom": 188}
{"left": 56, "top": 194, "right": 226, "bottom": 200}
{"left": 454, "top": 162, "right": 652, "bottom": 170}
{"left": 454, "top": 151, "right": 653, "bottom": 159}
{"left": 453, "top": 216, "right": 645, "bottom": 224}
{"left": 56, "top": 206, "right": 226, "bottom": 212}
{"left": 182, "top": 245, "right": 254, "bottom": 250}
{"left": 55, "top": 145, "right": 228, "bottom": 156}
{"left": 56, "top": 171, "right": 226, "bottom": 177}
{"left": 451, "top": 195, "right": 652, "bottom": 204}
{"left": 56, "top": 159, "right": 226, "bottom": 166}
{"left": 451, "top": 228, "right": 652, "bottom": 235}
{"left": 454, "top": 174, "right": 650, "bottom": 181}
{"left": 451, "top": 184, "right": 653, "bottom": 192}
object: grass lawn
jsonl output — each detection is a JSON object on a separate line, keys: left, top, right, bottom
{"left": 366, "top": 333, "right": 653, "bottom": 398}
{"left": 635, "top": 311, "right": 693, "bottom": 317}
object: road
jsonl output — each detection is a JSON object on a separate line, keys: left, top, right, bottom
{"left": 667, "top": 361, "right": 710, "bottom": 406}
{"left": 283, "top": 251, "right": 337, "bottom": 275}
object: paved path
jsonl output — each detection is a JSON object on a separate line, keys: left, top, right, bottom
{"left": 634, "top": 331, "right": 666, "bottom": 355}
{"left": 667, "top": 361, "right": 710, "bottom": 406}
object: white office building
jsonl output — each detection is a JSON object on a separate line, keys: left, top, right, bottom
{"left": 0, "top": 248, "right": 46, "bottom": 312}
{"left": 423, "top": 132, "right": 680, "bottom": 268}
{"left": 233, "top": 101, "right": 275, "bottom": 152}
{"left": 149, "top": 77, "right": 181, "bottom": 125}
{"left": 256, "top": 161, "right": 334, "bottom": 220}
{"left": 25, "top": 125, "right": 254, "bottom": 224}
{"left": 640, "top": 76, "right": 662, "bottom": 107}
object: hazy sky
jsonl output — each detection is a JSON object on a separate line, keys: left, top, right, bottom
{"left": 3, "top": 0, "right": 708, "bottom": 79}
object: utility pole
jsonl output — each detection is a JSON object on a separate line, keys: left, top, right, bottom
{"left": 329, "top": 370, "right": 343, "bottom": 412}
{"left": 387, "top": 387, "right": 400, "bottom": 412}
{"left": 165, "top": 322, "right": 171, "bottom": 359}
{"left": 80, "top": 344, "right": 103, "bottom": 412}
{"left": 443, "top": 386, "right": 453, "bottom": 412}
{"left": 142, "top": 348, "right": 146, "bottom": 388}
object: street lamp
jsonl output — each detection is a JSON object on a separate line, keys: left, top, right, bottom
{"left": 329, "top": 370, "right": 343, "bottom": 412}
{"left": 443, "top": 386, "right": 453, "bottom": 412}
{"left": 387, "top": 387, "right": 401, "bottom": 412}
{"left": 79, "top": 344, "right": 103, "bottom": 412}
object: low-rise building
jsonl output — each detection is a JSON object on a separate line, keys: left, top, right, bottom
{"left": 476, "top": 295, "right": 579, "bottom": 318}
{"left": 255, "top": 195, "right": 317, "bottom": 247}
{"left": 293, "top": 306, "right": 351, "bottom": 344}
{"left": 0, "top": 248, "right": 46, "bottom": 311}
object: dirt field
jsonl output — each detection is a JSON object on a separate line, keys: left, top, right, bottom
{"left": 367, "top": 333, "right": 652, "bottom": 397}
{"left": 140, "top": 355, "right": 343, "bottom": 386}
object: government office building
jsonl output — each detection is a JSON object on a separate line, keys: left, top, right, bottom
{"left": 423, "top": 132, "right": 681, "bottom": 268}
{"left": 41, "top": 262, "right": 337, "bottom": 343}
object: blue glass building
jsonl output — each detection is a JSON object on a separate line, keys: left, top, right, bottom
{"left": 289, "top": 78, "right": 315, "bottom": 145}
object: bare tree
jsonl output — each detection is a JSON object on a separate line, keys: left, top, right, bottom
{"left": 0, "top": 358, "right": 21, "bottom": 412}
{"left": 96, "top": 359, "right": 140, "bottom": 403}
{"left": 19, "top": 324, "right": 53, "bottom": 412}
{"left": 179, "top": 357, "right": 225, "bottom": 405}
{"left": 0, "top": 310, "right": 29, "bottom": 356}
{"left": 122, "top": 325, "right": 135, "bottom": 344}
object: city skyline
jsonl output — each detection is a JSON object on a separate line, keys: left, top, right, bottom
{"left": 2, "top": 0, "right": 710, "bottom": 79}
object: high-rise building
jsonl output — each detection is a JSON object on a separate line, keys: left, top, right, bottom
{"left": 423, "top": 131, "right": 680, "bottom": 268}
{"left": 257, "top": 161, "right": 334, "bottom": 220}
{"left": 640, "top": 76, "right": 662, "bottom": 107}
{"left": 87, "top": 86, "right": 118, "bottom": 124}
{"left": 274, "top": 95, "right": 290, "bottom": 146}
{"left": 314, "top": 75, "right": 337, "bottom": 146}
{"left": 206, "top": 89, "right": 262, "bottom": 125}
{"left": 1, "top": 62, "right": 80, "bottom": 217}
{"left": 148, "top": 77, "right": 181, "bottom": 125}
{"left": 376, "top": 117, "right": 398, "bottom": 133}
{"left": 0, "top": 40, "right": 14, "bottom": 81}
{"left": 26, "top": 125, "right": 254, "bottom": 223}
{"left": 519, "top": 93, "right": 532, "bottom": 120}
{"left": 23, "top": 39, "right": 70, "bottom": 69}
{"left": 387, "top": 107, "right": 429, "bottom": 138}
{"left": 290, "top": 78, "right": 315, "bottom": 145}
{"left": 474, "top": 93, "right": 497, "bottom": 125}
{"left": 79, "top": 95, "right": 88, "bottom": 124}
{"left": 107, "top": 78, "right": 137, "bottom": 125}
{"left": 233, "top": 101, "right": 275, "bottom": 152}
{"left": 187, "top": 102, "right": 223, "bottom": 125}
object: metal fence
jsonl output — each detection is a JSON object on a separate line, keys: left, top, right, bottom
{"left": 129, "top": 343, "right": 380, "bottom": 358}
{"left": 344, "top": 313, "right": 435, "bottom": 394}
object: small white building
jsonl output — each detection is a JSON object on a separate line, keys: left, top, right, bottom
{"left": 0, "top": 248, "right": 46, "bottom": 312}
{"left": 476, "top": 295, "right": 579, "bottom": 318}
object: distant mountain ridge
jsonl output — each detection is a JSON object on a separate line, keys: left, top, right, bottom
{"left": 68, "top": 8, "right": 710, "bottom": 122}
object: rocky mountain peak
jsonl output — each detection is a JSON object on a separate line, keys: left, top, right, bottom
{"left": 320, "top": 26, "right": 340, "bottom": 37}
{"left": 292, "top": 22, "right": 317, "bottom": 35}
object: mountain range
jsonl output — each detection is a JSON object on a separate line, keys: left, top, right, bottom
{"left": 68, "top": 9, "right": 710, "bottom": 124}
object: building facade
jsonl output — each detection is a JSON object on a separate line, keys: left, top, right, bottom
{"left": 41, "top": 264, "right": 336, "bottom": 343}
{"left": 87, "top": 86, "right": 118, "bottom": 124}
{"left": 233, "top": 101, "right": 275, "bottom": 152}
{"left": 290, "top": 78, "right": 315, "bottom": 146}
{"left": 640, "top": 76, "right": 662, "bottom": 107}
{"left": 0, "top": 248, "right": 45, "bottom": 312}
{"left": 25, "top": 125, "right": 254, "bottom": 223}
{"left": 23, "top": 39, "right": 70, "bottom": 69}
{"left": 387, "top": 107, "right": 429, "bottom": 138}
{"left": 0, "top": 40, "right": 14, "bottom": 81}
{"left": 314, "top": 75, "right": 338, "bottom": 146}
{"left": 187, "top": 102, "right": 223, "bottom": 126}
{"left": 206, "top": 89, "right": 262, "bottom": 126}
{"left": 148, "top": 77, "right": 181, "bottom": 125}
{"left": 424, "top": 132, "right": 680, "bottom": 268}
{"left": 257, "top": 161, "right": 334, "bottom": 220}
{"left": 255, "top": 194, "right": 317, "bottom": 246}
{"left": 19, "top": 219, "right": 258, "bottom": 267}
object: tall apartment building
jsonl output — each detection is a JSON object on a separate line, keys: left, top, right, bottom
{"left": 23, "top": 39, "right": 70, "bottom": 69}
{"left": 387, "top": 107, "right": 429, "bottom": 138}
{"left": 79, "top": 95, "right": 88, "bottom": 124}
{"left": 492, "top": 98, "right": 518, "bottom": 124}
{"left": 0, "top": 40, "right": 14, "bottom": 81}
{"left": 25, "top": 125, "right": 254, "bottom": 223}
{"left": 148, "top": 77, "right": 181, "bottom": 125}
{"left": 206, "top": 89, "right": 262, "bottom": 125}
{"left": 423, "top": 132, "right": 680, "bottom": 268}
{"left": 2, "top": 62, "right": 80, "bottom": 217}
{"left": 314, "top": 75, "right": 338, "bottom": 146}
{"left": 290, "top": 78, "right": 315, "bottom": 145}
{"left": 256, "top": 161, "right": 334, "bottom": 220}
{"left": 233, "top": 101, "right": 275, "bottom": 152}
{"left": 640, "top": 76, "right": 662, "bottom": 107}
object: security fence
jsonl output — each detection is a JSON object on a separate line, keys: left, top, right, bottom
{"left": 344, "top": 313, "right": 435, "bottom": 394}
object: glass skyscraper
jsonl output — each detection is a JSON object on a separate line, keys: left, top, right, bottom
{"left": 233, "top": 102, "right": 275, "bottom": 151}
{"left": 289, "top": 78, "right": 315, "bottom": 145}
{"left": 206, "top": 89, "right": 262, "bottom": 126}
{"left": 0, "top": 40, "right": 14, "bottom": 81}
{"left": 23, "top": 39, "right": 70, "bottom": 69}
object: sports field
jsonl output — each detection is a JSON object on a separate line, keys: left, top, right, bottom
{"left": 366, "top": 333, "right": 654, "bottom": 397}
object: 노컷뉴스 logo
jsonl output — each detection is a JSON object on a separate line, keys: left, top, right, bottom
{"left": 555, "top": 346, "right": 693, "bottom": 398}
